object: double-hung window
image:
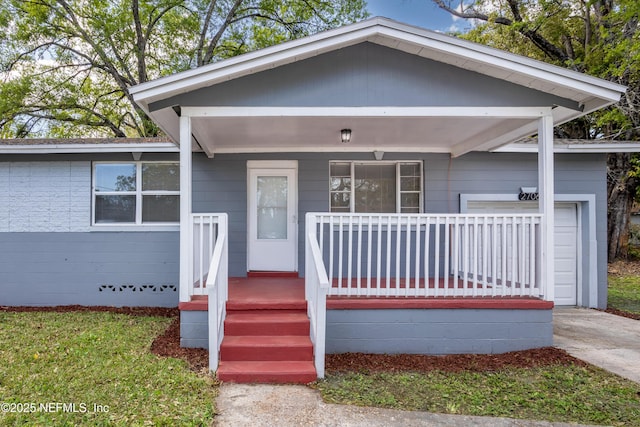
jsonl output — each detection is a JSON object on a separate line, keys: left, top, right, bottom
{"left": 93, "top": 162, "right": 180, "bottom": 224}
{"left": 330, "top": 161, "right": 423, "bottom": 213}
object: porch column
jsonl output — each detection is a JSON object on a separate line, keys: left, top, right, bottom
{"left": 538, "top": 112, "right": 555, "bottom": 302}
{"left": 179, "top": 115, "right": 193, "bottom": 303}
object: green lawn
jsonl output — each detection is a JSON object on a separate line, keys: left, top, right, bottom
{"left": 314, "top": 268, "right": 640, "bottom": 426}
{"left": 608, "top": 274, "right": 640, "bottom": 315}
{"left": 316, "top": 366, "right": 640, "bottom": 426}
{"left": 3, "top": 280, "right": 640, "bottom": 427}
{"left": 0, "top": 311, "right": 216, "bottom": 426}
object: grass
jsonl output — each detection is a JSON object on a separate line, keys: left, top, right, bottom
{"left": 2, "top": 271, "right": 639, "bottom": 426}
{"left": 0, "top": 311, "right": 216, "bottom": 426}
{"left": 315, "top": 366, "right": 640, "bottom": 426}
{"left": 608, "top": 274, "right": 640, "bottom": 315}
{"left": 315, "top": 267, "right": 640, "bottom": 425}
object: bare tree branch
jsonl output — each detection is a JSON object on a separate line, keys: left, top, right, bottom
{"left": 202, "top": 0, "right": 245, "bottom": 66}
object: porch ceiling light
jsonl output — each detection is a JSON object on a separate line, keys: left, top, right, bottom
{"left": 340, "top": 129, "right": 352, "bottom": 144}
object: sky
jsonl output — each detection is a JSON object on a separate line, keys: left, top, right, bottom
{"left": 365, "top": 0, "right": 473, "bottom": 33}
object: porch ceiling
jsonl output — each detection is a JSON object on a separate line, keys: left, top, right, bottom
{"left": 190, "top": 115, "right": 534, "bottom": 155}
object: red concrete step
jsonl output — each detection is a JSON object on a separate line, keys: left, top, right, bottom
{"left": 226, "top": 299, "right": 307, "bottom": 311}
{"left": 217, "top": 360, "right": 316, "bottom": 384}
{"left": 225, "top": 311, "right": 310, "bottom": 336}
{"left": 220, "top": 335, "right": 313, "bottom": 361}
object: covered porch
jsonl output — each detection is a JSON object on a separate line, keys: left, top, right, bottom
{"left": 172, "top": 77, "right": 561, "bottom": 383}
{"left": 181, "top": 208, "right": 555, "bottom": 380}
{"left": 129, "top": 18, "right": 625, "bottom": 381}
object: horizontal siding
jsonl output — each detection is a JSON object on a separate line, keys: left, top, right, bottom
{"left": 192, "top": 151, "right": 607, "bottom": 305}
{"left": 151, "top": 43, "right": 573, "bottom": 111}
{"left": 0, "top": 232, "right": 179, "bottom": 307}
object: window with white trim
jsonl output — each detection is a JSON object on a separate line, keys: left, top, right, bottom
{"left": 93, "top": 162, "right": 179, "bottom": 224}
{"left": 329, "top": 161, "right": 423, "bottom": 213}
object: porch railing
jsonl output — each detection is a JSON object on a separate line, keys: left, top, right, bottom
{"left": 305, "top": 214, "right": 331, "bottom": 378}
{"left": 190, "top": 213, "right": 228, "bottom": 371}
{"left": 306, "top": 213, "right": 544, "bottom": 299}
{"left": 191, "top": 214, "right": 227, "bottom": 296}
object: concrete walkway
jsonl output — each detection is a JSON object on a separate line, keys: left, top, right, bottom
{"left": 213, "top": 308, "right": 639, "bottom": 426}
{"left": 214, "top": 383, "right": 590, "bottom": 426}
{"left": 553, "top": 307, "right": 640, "bottom": 384}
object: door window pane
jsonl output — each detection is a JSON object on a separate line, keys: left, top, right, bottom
{"left": 257, "top": 176, "right": 288, "bottom": 239}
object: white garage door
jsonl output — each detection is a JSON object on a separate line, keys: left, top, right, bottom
{"left": 467, "top": 201, "right": 578, "bottom": 306}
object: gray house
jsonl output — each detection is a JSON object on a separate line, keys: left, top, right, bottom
{"left": 1, "top": 18, "right": 633, "bottom": 382}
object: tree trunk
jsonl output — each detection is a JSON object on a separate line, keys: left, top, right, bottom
{"left": 607, "top": 153, "right": 638, "bottom": 260}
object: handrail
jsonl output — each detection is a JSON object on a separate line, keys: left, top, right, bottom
{"left": 191, "top": 213, "right": 225, "bottom": 298}
{"left": 205, "top": 214, "right": 228, "bottom": 372}
{"left": 308, "top": 234, "right": 331, "bottom": 289}
{"left": 305, "top": 214, "right": 331, "bottom": 378}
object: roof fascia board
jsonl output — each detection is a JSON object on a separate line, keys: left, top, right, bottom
{"left": 180, "top": 106, "right": 550, "bottom": 118}
{"left": 198, "top": 145, "right": 454, "bottom": 154}
{"left": 0, "top": 142, "right": 179, "bottom": 154}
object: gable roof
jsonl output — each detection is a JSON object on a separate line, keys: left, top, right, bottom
{"left": 132, "top": 17, "right": 623, "bottom": 110}
{"left": 130, "top": 17, "right": 626, "bottom": 155}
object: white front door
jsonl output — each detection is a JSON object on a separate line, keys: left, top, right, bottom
{"left": 247, "top": 161, "right": 298, "bottom": 272}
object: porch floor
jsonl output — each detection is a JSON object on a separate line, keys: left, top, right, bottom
{"left": 179, "top": 277, "right": 553, "bottom": 311}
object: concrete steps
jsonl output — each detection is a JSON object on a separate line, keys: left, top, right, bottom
{"left": 217, "top": 360, "right": 316, "bottom": 383}
{"left": 220, "top": 335, "right": 313, "bottom": 361}
{"left": 224, "top": 311, "right": 310, "bottom": 336}
{"left": 216, "top": 281, "right": 316, "bottom": 383}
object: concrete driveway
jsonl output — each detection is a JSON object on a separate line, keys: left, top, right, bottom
{"left": 553, "top": 307, "right": 640, "bottom": 383}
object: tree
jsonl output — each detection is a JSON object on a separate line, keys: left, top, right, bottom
{"left": 433, "top": 0, "right": 640, "bottom": 259}
{"left": 0, "top": 0, "right": 367, "bottom": 138}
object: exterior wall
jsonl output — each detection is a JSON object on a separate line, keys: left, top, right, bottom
{"left": 150, "top": 42, "right": 575, "bottom": 111}
{"left": 0, "top": 161, "right": 90, "bottom": 232}
{"left": 326, "top": 308, "right": 553, "bottom": 354}
{"left": 192, "top": 151, "right": 608, "bottom": 308}
{"left": 0, "top": 232, "right": 178, "bottom": 307}
{"left": 180, "top": 311, "right": 208, "bottom": 348}
{"left": 445, "top": 152, "right": 608, "bottom": 308}
{"left": 0, "top": 153, "right": 180, "bottom": 307}
{"left": 0, "top": 150, "right": 607, "bottom": 308}
{"left": 179, "top": 307, "right": 553, "bottom": 353}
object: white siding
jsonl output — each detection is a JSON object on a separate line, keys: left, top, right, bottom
{"left": 0, "top": 162, "right": 91, "bottom": 232}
